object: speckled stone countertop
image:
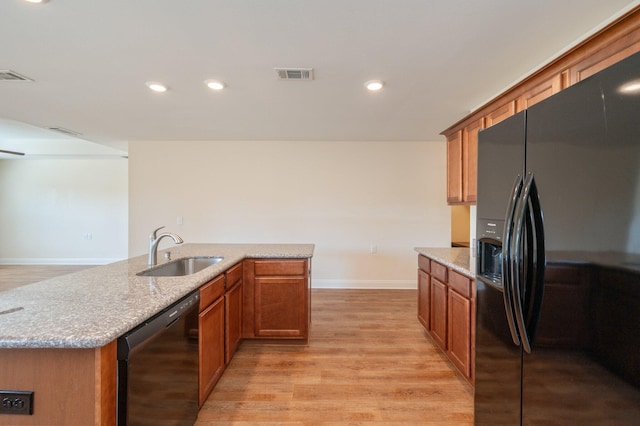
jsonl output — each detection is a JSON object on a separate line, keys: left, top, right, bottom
{"left": 414, "top": 247, "right": 475, "bottom": 277}
{"left": 0, "top": 243, "right": 314, "bottom": 349}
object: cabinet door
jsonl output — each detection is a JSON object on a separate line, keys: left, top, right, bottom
{"left": 225, "top": 280, "right": 243, "bottom": 364}
{"left": 462, "top": 118, "right": 484, "bottom": 203}
{"left": 517, "top": 72, "right": 567, "bottom": 112}
{"left": 485, "top": 100, "right": 516, "bottom": 127}
{"left": 255, "top": 276, "right": 308, "bottom": 338}
{"left": 570, "top": 38, "right": 640, "bottom": 83}
{"left": 430, "top": 277, "right": 448, "bottom": 350}
{"left": 446, "top": 130, "right": 463, "bottom": 204}
{"left": 417, "top": 269, "right": 431, "bottom": 330}
{"left": 447, "top": 289, "right": 472, "bottom": 379}
{"left": 199, "top": 296, "right": 225, "bottom": 406}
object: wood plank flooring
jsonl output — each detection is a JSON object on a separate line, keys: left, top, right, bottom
{"left": 197, "top": 289, "right": 474, "bottom": 425}
{"left": 0, "top": 264, "right": 95, "bottom": 292}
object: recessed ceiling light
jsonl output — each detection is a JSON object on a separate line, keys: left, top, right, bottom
{"left": 204, "top": 79, "right": 225, "bottom": 90}
{"left": 365, "top": 80, "right": 384, "bottom": 91}
{"left": 24, "top": 0, "right": 48, "bottom": 3}
{"left": 145, "top": 81, "right": 168, "bottom": 93}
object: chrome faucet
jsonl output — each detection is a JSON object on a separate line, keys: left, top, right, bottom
{"left": 148, "top": 226, "right": 184, "bottom": 266}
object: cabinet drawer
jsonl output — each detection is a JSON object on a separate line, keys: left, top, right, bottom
{"left": 449, "top": 270, "right": 472, "bottom": 299}
{"left": 254, "top": 259, "right": 306, "bottom": 276}
{"left": 200, "top": 275, "right": 225, "bottom": 311}
{"left": 225, "top": 262, "right": 243, "bottom": 288}
{"left": 418, "top": 255, "right": 430, "bottom": 273}
{"left": 431, "top": 261, "right": 448, "bottom": 283}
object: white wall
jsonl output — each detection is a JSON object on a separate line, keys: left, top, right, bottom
{"left": 0, "top": 159, "right": 128, "bottom": 264}
{"left": 129, "top": 140, "right": 450, "bottom": 288}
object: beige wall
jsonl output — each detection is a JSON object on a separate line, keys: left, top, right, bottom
{"left": 0, "top": 159, "right": 128, "bottom": 264}
{"left": 129, "top": 140, "right": 450, "bottom": 288}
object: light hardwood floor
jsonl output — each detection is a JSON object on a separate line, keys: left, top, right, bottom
{"left": 0, "top": 264, "right": 96, "bottom": 292}
{"left": 197, "top": 289, "right": 474, "bottom": 425}
{"left": 0, "top": 267, "right": 474, "bottom": 424}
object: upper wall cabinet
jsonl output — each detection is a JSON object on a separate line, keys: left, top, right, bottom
{"left": 516, "top": 72, "right": 568, "bottom": 112}
{"left": 484, "top": 100, "right": 515, "bottom": 127}
{"left": 446, "top": 118, "right": 484, "bottom": 204}
{"left": 441, "top": 6, "right": 640, "bottom": 205}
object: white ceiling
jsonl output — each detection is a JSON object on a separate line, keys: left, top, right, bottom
{"left": 1, "top": 0, "right": 638, "bottom": 157}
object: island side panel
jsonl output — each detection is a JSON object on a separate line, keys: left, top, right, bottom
{"left": 0, "top": 342, "right": 116, "bottom": 426}
{"left": 96, "top": 340, "right": 117, "bottom": 426}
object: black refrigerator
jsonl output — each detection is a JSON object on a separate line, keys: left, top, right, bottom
{"left": 475, "top": 50, "right": 640, "bottom": 425}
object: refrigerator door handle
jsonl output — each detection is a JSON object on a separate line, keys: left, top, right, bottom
{"left": 524, "top": 174, "right": 546, "bottom": 347}
{"left": 502, "top": 174, "right": 523, "bottom": 346}
{"left": 511, "top": 172, "right": 541, "bottom": 354}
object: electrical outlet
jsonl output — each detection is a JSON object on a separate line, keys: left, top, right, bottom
{"left": 0, "top": 391, "right": 33, "bottom": 415}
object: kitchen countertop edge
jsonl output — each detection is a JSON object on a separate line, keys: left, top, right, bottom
{"left": 414, "top": 247, "right": 475, "bottom": 277}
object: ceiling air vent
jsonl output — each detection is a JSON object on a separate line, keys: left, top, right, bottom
{"left": 275, "top": 68, "right": 314, "bottom": 81}
{"left": 47, "top": 127, "right": 82, "bottom": 137}
{"left": 0, "top": 70, "right": 33, "bottom": 81}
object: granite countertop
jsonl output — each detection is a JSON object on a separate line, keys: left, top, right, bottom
{"left": 414, "top": 247, "right": 640, "bottom": 278}
{"left": 0, "top": 243, "right": 314, "bottom": 349}
{"left": 414, "top": 247, "right": 475, "bottom": 277}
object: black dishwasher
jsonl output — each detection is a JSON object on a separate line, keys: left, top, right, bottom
{"left": 117, "top": 291, "right": 200, "bottom": 426}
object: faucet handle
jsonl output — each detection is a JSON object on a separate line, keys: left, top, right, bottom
{"left": 150, "top": 226, "right": 166, "bottom": 240}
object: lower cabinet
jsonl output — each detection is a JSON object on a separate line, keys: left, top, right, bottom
{"left": 447, "top": 288, "right": 472, "bottom": 378}
{"left": 243, "top": 258, "right": 310, "bottom": 341}
{"left": 417, "top": 254, "right": 475, "bottom": 385}
{"left": 198, "top": 275, "right": 226, "bottom": 406}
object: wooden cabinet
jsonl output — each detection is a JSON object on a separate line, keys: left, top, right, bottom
{"left": 225, "top": 263, "right": 243, "bottom": 364}
{"left": 417, "top": 267, "right": 430, "bottom": 329}
{"left": 446, "top": 118, "right": 484, "bottom": 204}
{"left": 417, "top": 255, "right": 475, "bottom": 384}
{"left": 485, "top": 100, "right": 516, "bottom": 127}
{"left": 462, "top": 119, "right": 482, "bottom": 204}
{"left": 430, "top": 277, "right": 448, "bottom": 350}
{"left": 447, "top": 270, "right": 474, "bottom": 381}
{"left": 243, "top": 258, "right": 310, "bottom": 341}
{"left": 516, "top": 72, "right": 568, "bottom": 112}
{"left": 198, "top": 275, "right": 225, "bottom": 406}
{"left": 446, "top": 130, "right": 463, "bottom": 204}
{"left": 569, "top": 36, "right": 640, "bottom": 84}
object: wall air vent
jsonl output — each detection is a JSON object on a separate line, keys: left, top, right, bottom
{"left": 275, "top": 68, "right": 314, "bottom": 81}
{"left": 0, "top": 70, "right": 33, "bottom": 81}
{"left": 47, "top": 127, "right": 82, "bottom": 137}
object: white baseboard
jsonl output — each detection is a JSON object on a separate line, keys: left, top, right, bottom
{"left": 0, "top": 258, "right": 123, "bottom": 265}
{"left": 312, "top": 279, "right": 416, "bottom": 289}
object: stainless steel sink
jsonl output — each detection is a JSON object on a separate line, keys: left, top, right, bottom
{"left": 137, "top": 256, "right": 224, "bottom": 277}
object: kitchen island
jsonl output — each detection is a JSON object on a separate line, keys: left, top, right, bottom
{"left": 0, "top": 243, "right": 314, "bottom": 425}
